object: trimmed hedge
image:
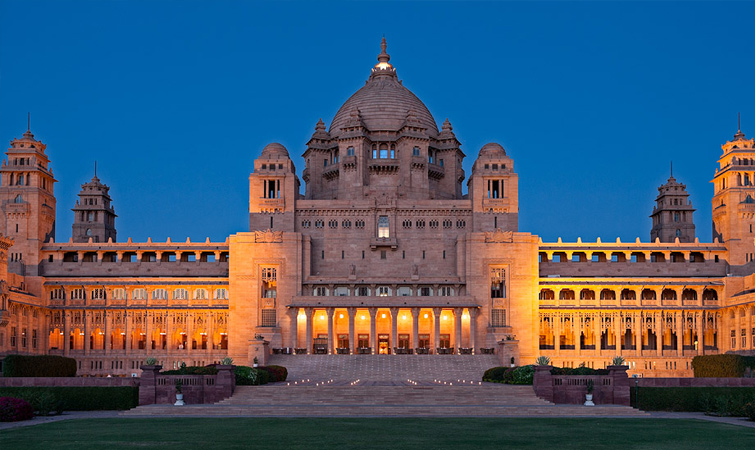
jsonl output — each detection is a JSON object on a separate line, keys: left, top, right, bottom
{"left": 482, "top": 366, "right": 534, "bottom": 385}
{"left": 691, "top": 355, "right": 755, "bottom": 378}
{"left": 631, "top": 387, "right": 755, "bottom": 416}
{"left": 1, "top": 355, "right": 77, "bottom": 377}
{"left": 161, "top": 365, "right": 219, "bottom": 376}
{"left": 0, "top": 397, "right": 34, "bottom": 422}
{"left": 550, "top": 367, "right": 609, "bottom": 376}
{"left": 0, "top": 387, "right": 139, "bottom": 412}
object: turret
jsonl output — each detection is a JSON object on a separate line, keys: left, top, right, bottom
{"left": 650, "top": 170, "right": 696, "bottom": 243}
{"left": 72, "top": 169, "right": 117, "bottom": 243}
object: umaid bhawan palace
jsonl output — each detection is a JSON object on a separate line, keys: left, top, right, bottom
{"left": 1, "top": 40, "right": 755, "bottom": 377}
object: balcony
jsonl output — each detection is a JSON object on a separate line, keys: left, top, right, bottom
{"left": 322, "top": 163, "right": 340, "bottom": 180}
{"left": 428, "top": 163, "right": 445, "bottom": 180}
{"left": 370, "top": 237, "right": 398, "bottom": 249}
{"left": 368, "top": 159, "right": 399, "bottom": 174}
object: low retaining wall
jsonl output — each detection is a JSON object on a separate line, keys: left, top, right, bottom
{"left": 636, "top": 377, "right": 755, "bottom": 387}
{"left": 138, "top": 365, "right": 235, "bottom": 405}
{"left": 0, "top": 377, "right": 138, "bottom": 387}
{"left": 533, "top": 365, "right": 630, "bottom": 406}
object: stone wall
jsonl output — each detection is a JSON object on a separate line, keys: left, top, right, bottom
{"left": 532, "top": 365, "right": 630, "bottom": 406}
{"left": 138, "top": 364, "right": 235, "bottom": 405}
{"left": 0, "top": 377, "right": 138, "bottom": 387}
{"left": 636, "top": 377, "right": 755, "bottom": 387}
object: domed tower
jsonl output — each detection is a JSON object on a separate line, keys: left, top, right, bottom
{"left": 650, "top": 170, "right": 695, "bottom": 243}
{"left": 302, "top": 38, "right": 465, "bottom": 201}
{"left": 72, "top": 170, "right": 117, "bottom": 243}
{"left": 0, "top": 124, "right": 56, "bottom": 277}
{"left": 467, "top": 143, "right": 519, "bottom": 232}
{"left": 712, "top": 122, "right": 755, "bottom": 268}
{"left": 249, "top": 142, "right": 300, "bottom": 232}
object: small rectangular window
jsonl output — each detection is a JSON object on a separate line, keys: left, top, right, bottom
{"left": 378, "top": 215, "right": 390, "bottom": 238}
{"left": 381, "top": 250, "right": 386, "bottom": 260}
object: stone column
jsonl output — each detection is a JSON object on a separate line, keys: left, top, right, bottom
{"left": 614, "top": 313, "right": 622, "bottom": 356}
{"left": 390, "top": 307, "right": 398, "bottom": 354}
{"left": 145, "top": 311, "right": 152, "bottom": 356}
{"left": 432, "top": 307, "right": 441, "bottom": 354}
{"left": 166, "top": 312, "right": 173, "bottom": 357}
{"left": 696, "top": 312, "right": 704, "bottom": 355}
{"left": 125, "top": 311, "right": 132, "bottom": 354}
{"left": 369, "top": 307, "right": 377, "bottom": 354}
{"left": 347, "top": 307, "right": 356, "bottom": 355}
{"left": 411, "top": 307, "right": 420, "bottom": 351}
{"left": 304, "top": 307, "right": 313, "bottom": 354}
{"left": 326, "top": 307, "right": 335, "bottom": 355}
{"left": 468, "top": 308, "right": 477, "bottom": 354}
{"left": 575, "top": 314, "right": 582, "bottom": 356}
{"left": 63, "top": 311, "right": 70, "bottom": 356}
{"left": 454, "top": 308, "right": 462, "bottom": 350}
{"left": 186, "top": 312, "right": 194, "bottom": 358}
{"left": 104, "top": 311, "right": 110, "bottom": 354}
{"left": 555, "top": 313, "right": 562, "bottom": 355}
{"left": 633, "top": 313, "right": 641, "bottom": 356}
{"left": 655, "top": 312, "right": 662, "bottom": 357}
{"left": 287, "top": 308, "right": 297, "bottom": 350}
{"left": 676, "top": 311, "right": 684, "bottom": 356}
{"left": 83, "top": 310, "right": 90, "bottom": 356}
{"left": 747, "top": 307, "right": 753, "bottom": 350}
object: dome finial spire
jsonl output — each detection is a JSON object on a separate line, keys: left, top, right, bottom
{"left": 375, "top": 36, "right": 393, "bottom": 70}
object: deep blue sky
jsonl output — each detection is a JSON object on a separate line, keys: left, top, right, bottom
{"left": 1, "top": 1, "right": 753, "bottom": 243}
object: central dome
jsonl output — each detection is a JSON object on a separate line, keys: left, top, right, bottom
{"left": 330, "top": 39, "right": 438, "bottom": 136}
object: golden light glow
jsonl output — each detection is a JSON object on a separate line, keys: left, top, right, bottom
{"left": 402, "top": 315, "right": 407, "bottom": 320}
{"left": 320, "top": 315, "right": 325, "bottom": 320}
{"left": 381, "top": 313, "right": 386, "bottom": 319}
{"left": 424, "top": 313, "right": 428, "bottom": 319}
{"left": 339, "top": 313, "right": 344, "bottom": 319}
{"left": 361, "top": 315, "right": 366, "bottom": 320}
{"left": 376, "top": 62, "right": 391, "bottom": 70}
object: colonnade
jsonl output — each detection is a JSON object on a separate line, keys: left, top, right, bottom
{"left": 290, "top": 306, "right": 478, "bottom": 354}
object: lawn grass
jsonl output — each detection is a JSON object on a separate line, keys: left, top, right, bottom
{"left": 1, "top": 418, "right": 754, "bottom": 449}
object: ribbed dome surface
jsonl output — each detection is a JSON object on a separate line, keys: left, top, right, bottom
{"left": 260, "top": 142, "right": 289, "bottom": 158}
{"left": 479, "top": 143, "right": 507, "bottom": 158}
{"left": 330, "top": 77, "right": 438, "bottom": 136}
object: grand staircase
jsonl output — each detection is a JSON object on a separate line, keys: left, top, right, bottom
{"left": 122, "top": 355, "right": 648, "bottom": 417}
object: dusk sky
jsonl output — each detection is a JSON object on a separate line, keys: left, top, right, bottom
{"left": 1, "top": 1, "right": 753, "bottom": 243}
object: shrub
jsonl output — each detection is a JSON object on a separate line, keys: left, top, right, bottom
{"left": 631, "top": 387, "right": 755, "bottom": 415}
{"left": 743, "top": 402, "right": 755, "bottom": 422}
{"left": 511, "top": 365, "right": 535, "bottom": 385}
{"left": 0, "top": 387, "right": 138, "bottom": 411}
{"left": 482, "top": 367, "right": 508, "bottom": 382}
{"left": 234, "top": 366, "right": 269, "bottom": 385}
{"left": 0, "top": 397, "right": 34, "bottom": 422}
{"left": 692, "top": 355, "right": 755, "bottom": 378}
{"left": 1, "top": 355, "right": 77, "bottom": 377}
{"left": 259, "top": 365, "right": 288, "bottom": 382}
{"left": 535, "top": 356, "right": 550, "bottom": 366}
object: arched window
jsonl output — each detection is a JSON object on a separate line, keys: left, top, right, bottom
{"left": 620, "top": 289, "right": 636, "bottom": 300}
{"left": 641, "top": 289, "right": 657, "bottom": 300}
{"left": 579, "top": 289, "right": 595, "bottom": 300}
{"left": 13, "top": 194, "right": 22, "bottom": 203}
{"left": 675, "top": 229, "right": 681, "bottom": 237}
{"left": 682, "top": 289, "right": 697, "bottom": 301}
{"left": 600, "top": 289, "right": 616, "bottom": 300}
{"left": 539, "top": 289, "right": 554, "bottom": 300}
{"left": 86, "top": 229, "right": 92, "bottom": 236}
{"left": 173, "top": 288, "right": 188, "bottom": 300}
{"left": 702, "top": 289, "right": 718, "bottom": 301}
{"left": 661, "top": 289, "right": 677, "bottom": 301}
{"left": 559, "top": 289, "right": 575, "bottom": 300}
{"left": 16, "top": 174, "right": 24, "bottom": 185}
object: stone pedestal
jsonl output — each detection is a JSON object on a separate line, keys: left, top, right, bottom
{"left": 138, "top": 364, "right": 162, "bottom": 405}
{"left": 497, "top": 339, "right": 520, "bottom": 367}
{"left": 248, "top": 340, "right": 270, "bottom": 366}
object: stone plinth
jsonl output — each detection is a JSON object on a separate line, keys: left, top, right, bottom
{"left": 497, "top": 339, "right": 520, "bottom": 367}
{"left": 248, "top": 340, "right": 270, "bottom": 366}
{"left": 138, "top": 365, "right": 162, "bottom": 406}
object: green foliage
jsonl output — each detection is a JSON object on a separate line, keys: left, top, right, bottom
{"left": 0, "top": 397, "right": 34, "bottom": 422}
{"left": 586, "top": 379, "right": 594, "bottom": 394}
{"left": 161, "top": 366, "right": 219, "bottom": 376}
{"left": 535, "top": 356, "right": 550, "bottom": 366}
{"left": 482, "top": 366, "right": 534, "bottom": 385}
{"left": 175, "top": 379, "right": 183, "bottom": 394}
{"left": 0, "top": 387, "right": 138, "bottom": 411}
{"left": 144, "top": 357, "right": 158, "bottom": 366}
{"left": 631, "top": 387, "right": 755, "bottom": 416}
{"left": 550, "top": 367, "right": 609, "bottom": 376}
{"left": 611, "top": 356, "right": 625, "bottom": 366}
{"left": 220, "top": 357, "right": 234, "bottom": 365}
{"left": 234, "top": 366, "right": 269, "bottom": 385}
{"left": 1, "top": 355, "right": 77, "bottom": 377}
{"left": 691, "top": 355, "right": 755, "bottom": 378}
{"left": 743, "top": 402, "right": 755, "bottom": 421}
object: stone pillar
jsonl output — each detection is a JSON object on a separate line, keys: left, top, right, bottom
{"left": 390, "top": 307, "right": 398, "bottom": 354}
{"left": 187, "top": 312, "right": 194, "bottom": 358}
{"left": 104, "top": 311, "right": 111, "bottom": 355}
{"left": 614, "top": 313, "right": 622, "bottom": 356}
{"left": 675, "top": 311, "right": 683, "bottom": 356}
{"left": 304, "top": 307, "right": 313, "bottom": 354}
{"left": 287, "top": 308, "right": 297, "bottom": 350}
{"left": 575, "top": 314, "right": 582, "bottom": 356}
{"left": 532, "top": 365, "right": 554, "bottom": 403}
{"left": 608, "top": 365, "right": 630, "bottom": 406}
{"left": 655, "top": 312, "right": 662, "bottom": 357}
{"left": 454, "top": 308, "right": 462, "bottom": 350}
{"left": 326, "top": 307, "right": 334, "bottom": 355}
{"left": 633, "top": 313, "right": 641, "bottom": 356}
{"left": 468, "top": 308, "right": 477, "bottom": 353}
{"left": 432, "top": 307, "right": 441, "bottom": 353}
{"left": 166, "top": 312, "right": 173, "bottom": 357}
{"left": 696, "top": 312, "right": 704, "bottom": 355}
{"left": 369, "top": 307, "right": 377, "bottom": 354}
{"left": 411, "top": 307, "right": 420, "bottom": 351}
{"left": 747, "top": 307, "right": 753, "bottom": 350}
{"left": 555, "top": 313, "right": 562, "bottom": 355}
{"left": 138, "top": 364, "right": 162, "bottom": 405}
{"left": 63, "top": 311, "right": 70, "bottom": 356}
{"left": 347, "top": 307, "right": 356, "bottom": 355}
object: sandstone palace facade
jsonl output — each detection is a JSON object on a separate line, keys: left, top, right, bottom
{"left": 1, "top": 40, "right": 754, "bottom": 377}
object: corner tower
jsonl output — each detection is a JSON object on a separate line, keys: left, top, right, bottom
{"left": 249, "top": 143, "right": 299, "bottom": 232}
{"left": 71, "top": 171, "right": 117, "bottom": 243}
{"left": 712, "top": 125, "right": 755, "bottom": 268}
{"left": 467, "top": 143, "right": 519, "bottom": 232}
{"left": 650, "top": 171, "right": 696, "bottom": 243}
{"left": 0, "top": 126, "right": 56, "bottom": 276}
